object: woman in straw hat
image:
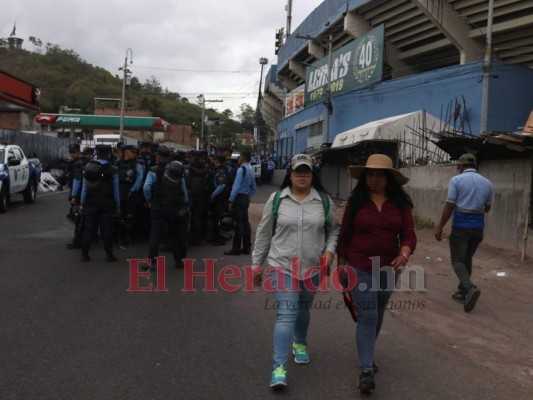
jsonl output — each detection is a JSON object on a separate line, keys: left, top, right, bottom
{"left": 337, "top": 154, "right": 417, "bottom": 394}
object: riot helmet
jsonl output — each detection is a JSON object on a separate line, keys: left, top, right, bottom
{"left": 165, "top": 161, "right": 184, "bottom": 183}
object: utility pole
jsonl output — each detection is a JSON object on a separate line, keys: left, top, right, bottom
{"left": 480, "top": 0, "right": 494, "bottom": 135}
{"left": 197, "top": 95, "right": 223, "bottom": 150}
{"left": 119, "top": 48, "right": 133, "bottom": 143}
{"left": 285, "top": 0, "right": 293, "bottom": 37}
{"left": 255, "top": 57, "right": 269, "bottom": 143}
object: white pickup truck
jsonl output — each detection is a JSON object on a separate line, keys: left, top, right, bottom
{"left": 0, "top": 144, "right": 41, "bottom": 212}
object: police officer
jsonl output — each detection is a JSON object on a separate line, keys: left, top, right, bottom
{"left": 209, "top": 155, "right": 230, "bottom": 246}
{"left": 66, "top": 143, "right": 88, "bottom": 249}
{"left": 185, "top": 150, "right": 210, "bottom": 246}
{"left": 139, "top": 142, "right": 153, "bottom": 169}
{"left": 224, "top": 151, "right": 257, "bottom": 255}
{"left": 79, "top": 145, "right": 121, "bottom": 262}
{"left": 82, "top": 147, "right": 95, "bottom": 161}
{"left": 143, "top": 146, "right": 189, "bottom": 270}
{"left": 116, "top": 145, "right": 145, "bottom": 245}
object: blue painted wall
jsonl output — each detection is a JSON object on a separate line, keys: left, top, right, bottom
{"left": 277, "top": 61, "right": 533, "bottom": 154}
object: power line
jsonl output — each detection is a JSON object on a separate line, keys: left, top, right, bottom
{"left": 132, "top": 65, "right": 259, "bottom": 73}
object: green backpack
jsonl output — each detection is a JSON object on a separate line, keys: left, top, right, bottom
{"left": 271, "top": 190, "right": 332, "bottom": 235}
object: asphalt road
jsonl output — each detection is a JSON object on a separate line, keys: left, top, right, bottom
{"left": 1, "top": 188, "right": 531, "bottom": 400}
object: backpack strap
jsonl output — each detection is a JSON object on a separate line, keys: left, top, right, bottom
{"left": 271, "top": 190, "right": 331, "bottom": 236}
{"left": 271, "top": 190, "right": 283, "bottom": 236}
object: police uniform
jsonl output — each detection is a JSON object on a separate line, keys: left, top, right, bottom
{"left": 143, "top": 147, "right": 189, "bottom": 270}
{"left": 186, "top": 151, "right": 210, "bottom": 246}
{"left": 80, "top": 145, "right": 120, "bottom": 262}
{"left": 66, "top": 143, "right": 88, "bottom": 249}
{"left": 209, "top": 156, "right": 230, "bottom": 246}
{"left": 116, "top": 145, "right": 145, "bottom": 245}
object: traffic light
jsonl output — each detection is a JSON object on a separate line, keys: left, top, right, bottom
{"left": 275, "top": 28, "right": 284, "bottom": 55}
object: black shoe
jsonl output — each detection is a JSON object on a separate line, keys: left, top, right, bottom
{"left": 106, "top": 253, "right": 117, "bottom": 263}
{"left": 464, "top": 287, "right": 481, "bottom": 313}
{"left": 81, "top": 253, "right": 91, "bottom": 262}
{"left": 67, "top": 242, "right": 81, "bottom": 249}
{"left": 223, "top": 249, "right": 241, "bottom": 256}
{"left": 452, "top": 291, "right": 466, "bottom": 303}
{"left": 241, "top": 248, "right": 251, "bottom": 255}
{"left": 358, "top": 369, "right": 375, "bottom": 394}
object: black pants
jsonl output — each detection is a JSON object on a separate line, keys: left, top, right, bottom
{"left": 232, "top": 194, "right": 251, "bottom": 252}
{"left": 189, "top": 195, "right": 208, "bottom": 244}
{"left": 449, "top": 228, "right": 484, "bottom": 293}
{"left": 81, "top": 205, "right": 114, "bottom": 255}
{"left": 211, "top": 199, "right": 228, "bottom": 243}
{"left": 148, "top": 206, "right": 188, "bottom": 266}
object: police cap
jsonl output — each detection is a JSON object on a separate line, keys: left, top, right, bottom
{"left": 156, "top": 146, "right": 171, "bottom": 157}
{"left": 68, "top": 143, "right": 80, "bottom": 152}
{"left": 122, "top": 145, "right": 139, "bottom": 154}
{"left": 95, "top": 144, "right": 112, "bottom": 153}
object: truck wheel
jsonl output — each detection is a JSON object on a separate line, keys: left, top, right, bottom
{"left": 0, "top": 184, "right": 8, "bottom": 213}
{"left": 23, "top": 178, "right": 37, "bottom": 203}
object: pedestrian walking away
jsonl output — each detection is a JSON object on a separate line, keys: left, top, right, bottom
{"left": 435, "top": 153, "right": 493, "bottom": 313}
{"left": 225, "top": 151, "right": 257, "bottom": 255}
{"left": 252, "top": 154, "right": 340, "bottom": 389}
{"left": 337, "top": 153, "right": 417, "bottom": 394}
{"left": 79, "top": 145, "right": 121, "bottom": 263}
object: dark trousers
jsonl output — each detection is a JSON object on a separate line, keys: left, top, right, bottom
{"left": 211, "top": 199, "right": 228, "bottom": 243}
{"left": 449, "top": 227, "right": 484, "bottom": 293}
{"left": 232, "top": 194, "right": 251, "bottom": 252}
{"left": 148, "top": 206, "right": 188, "bottom": 266}
{"left": 189, "top": 195, "right": 208, "bottom": 244}
{"left": 81, "top": 205, "right": 114, "bottom": 254}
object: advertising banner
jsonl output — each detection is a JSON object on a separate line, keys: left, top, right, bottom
{"left": 285, "top": 85, "right": 305, "bottom": 117}
{"left": 304, "top": 24, "right": 384, "bottom": 106}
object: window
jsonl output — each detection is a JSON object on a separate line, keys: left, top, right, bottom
{"left": 309, "top": 121, "right": 323, "bottom": 138}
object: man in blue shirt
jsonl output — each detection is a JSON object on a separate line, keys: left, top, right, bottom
{"left": 224, "top": 151, "right": 257, "bottom": 255}
{"left": 435, "top": 154, "right": 493, "bottom": 312}
{"left": 79, "top": 145, "right": 121, "bottom": 263}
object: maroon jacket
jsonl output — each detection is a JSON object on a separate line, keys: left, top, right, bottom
{"left": 337, "top": 200, "right": 417, "bottom": 273}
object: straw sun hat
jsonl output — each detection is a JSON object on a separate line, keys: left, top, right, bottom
{"left": 348, "top": 154, "right": 409, "bottom": 185}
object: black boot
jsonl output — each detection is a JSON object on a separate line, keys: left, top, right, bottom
{"left": 358, "top": 369, "right": 375, "bottom": 394}
{"left": 105, "top": 249, "right": 117, "bottom": 262}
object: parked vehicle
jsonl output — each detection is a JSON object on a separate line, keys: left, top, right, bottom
{"left": 0, "top": 144, "right": 41, "bottom": 213}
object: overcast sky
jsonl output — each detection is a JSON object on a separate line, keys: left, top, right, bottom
{"left": 2, "top": 0, "right": 323, "bottom": 117}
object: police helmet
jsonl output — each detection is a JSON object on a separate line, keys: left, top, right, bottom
{"left": 219, "top": 212, "right": 235, "bottom": 240}
{"left": 165, "top": 161, "right": 184, "bottom": 182}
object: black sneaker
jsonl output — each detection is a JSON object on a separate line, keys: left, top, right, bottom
{"left": 464, "top": 287, "right": 481, "bottom": 313}
{"left": 452, "top": 291, "right": 467, "bottom": 303}
{"left": 223, "top": 249, "right": 241, "bottom": 256}
{"left": 358, "top": 369, "right": 375, "bottom": 394}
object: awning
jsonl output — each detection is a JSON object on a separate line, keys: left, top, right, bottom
{"left": 35, "top": 114, "right": 169, "bottom": 131}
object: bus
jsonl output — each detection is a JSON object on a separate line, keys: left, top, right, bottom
{"left": 81, "top": 134, "right": 138, "bottom": 150}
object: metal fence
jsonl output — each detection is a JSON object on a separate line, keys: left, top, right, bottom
{"left": 251, "top": 137, "right": 293, "bottom": 169}
{"left": 0, "top": 130, "right": 74, "bottom": 169}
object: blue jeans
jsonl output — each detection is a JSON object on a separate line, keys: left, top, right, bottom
{"left": 270, "top": 269, "right": 321, "bottom": 369}
{"left": 349, "top": 265, "right": 398, "bottom": 371}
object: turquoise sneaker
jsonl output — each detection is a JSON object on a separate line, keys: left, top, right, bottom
{"left": 292, "top": 343, "right": 310, "bottom": 364}
{"left": 270, "top": 365, "right": 287, "bottom": 388}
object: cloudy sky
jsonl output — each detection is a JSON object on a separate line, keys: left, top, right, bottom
{"left": 2, "top": 0, "right": 323, "bottom": 116}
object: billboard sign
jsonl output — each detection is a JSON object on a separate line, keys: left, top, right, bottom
{"left": 304, "top": 24, "right": 384, "bottom": 105}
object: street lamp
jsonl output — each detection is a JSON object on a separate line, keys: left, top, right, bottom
{"left": 197, "top": 94, "right": 205, "bottom": 150}
{"left": 296, "top": 34, "right": 333, "bottom": 144}
{"left": 254, "top": 57, "right": 269, "bottom": 142}
{"left": 119, "top": 48, "right": 133, "bottom": 142}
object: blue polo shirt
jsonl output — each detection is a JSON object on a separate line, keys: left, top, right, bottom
{"left": 229, "top": 163, "right": 257, "bottom": 203}
{"left": 446, "top": 169, "right": 493, "bottom": 229}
